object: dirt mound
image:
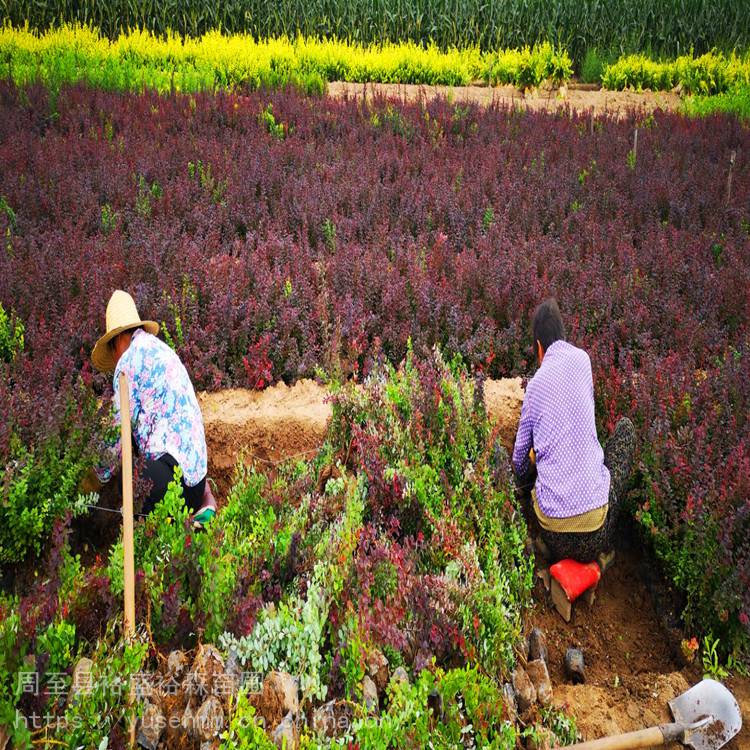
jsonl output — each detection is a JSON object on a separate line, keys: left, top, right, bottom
{"left": 327, "top": 81, "right": 681, "bottom": 118}
{"left": 198, "top": 379, "right": 332, "bottom": 494}
{"left": 483, "top": 377, "right": 524, "bottom": 451}
{"left": 555, "top": 673, "right": 689, "bottom": 748}
{"left": 199, "top": 377, "right": 524, "bottom": 496}
{"left": 529, "top": 549, "right": 748, "bottom": 748}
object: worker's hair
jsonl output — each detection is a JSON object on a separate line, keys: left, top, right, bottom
{"left": 108, "top": 326, "right": 142, "bottom": 352}
{"left": 532, "top": 298, "right": 565, "bottom": 352}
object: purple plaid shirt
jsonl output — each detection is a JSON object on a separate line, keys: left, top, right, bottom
{"left": 512, "top": 340, "right": 610, "bottom": 518}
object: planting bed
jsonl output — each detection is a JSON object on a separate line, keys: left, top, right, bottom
{"left": 199, "top": 382, "right": 750, "bottom": 747}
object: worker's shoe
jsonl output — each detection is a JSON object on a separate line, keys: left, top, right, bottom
{"left": 192, "top": 480, "right": 218, "bottom": 530}
{"left": 192, "top": 506, "right": 216, "bottom": 529}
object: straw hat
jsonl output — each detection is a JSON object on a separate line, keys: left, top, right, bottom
{"left": 91, "top": 290, "right": 158, "bottom": 372}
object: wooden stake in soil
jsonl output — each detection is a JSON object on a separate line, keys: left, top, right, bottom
{"left": 119, "top": 371, "right": 136, "bottom": 638}
{"left": 726, "top": 149, "right": 736, "bottom": 205}
{"left": 119, "top": 372, "right": 137, "bottom": 748}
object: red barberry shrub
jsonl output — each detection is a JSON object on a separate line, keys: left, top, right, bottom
{"left": 1, "top": 80, "right": 748, "bottom": 654}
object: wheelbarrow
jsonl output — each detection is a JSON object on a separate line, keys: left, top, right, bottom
{"left": 566, "top": 679, "right": 742, "bottom": 749}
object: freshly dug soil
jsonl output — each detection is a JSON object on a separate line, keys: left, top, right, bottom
{"left": 483, "top": 377, "right": 524, "bottom": 451}
{"left": 198, "top": 377, "right": 524, "bottom": 496}
{"left": 198, "top": 379, "right": 333, "bottom": 495}
{"left": 327, "top": 81, "right": 682, "bottom": 118}
{"left": 530, "top": 548, "right": 749, "bottom": 749}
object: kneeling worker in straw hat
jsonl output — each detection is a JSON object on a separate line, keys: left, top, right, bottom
{"left": 81, "top": 290, "right": 217, "bottom": 525}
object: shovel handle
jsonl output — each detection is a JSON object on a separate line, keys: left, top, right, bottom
{"left": 565, "top": 722, "right": 683, "bottom": 750}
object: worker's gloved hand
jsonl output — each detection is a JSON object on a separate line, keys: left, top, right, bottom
{"left": 80, "top": 468, "right": 104, "bottom": 494}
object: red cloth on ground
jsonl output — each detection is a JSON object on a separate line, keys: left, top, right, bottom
{"left": 550, "top": 559, "right": 601, "bottom": 601}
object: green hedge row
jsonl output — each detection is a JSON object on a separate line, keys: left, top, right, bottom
{"left": 2, "top": 0, "right": 748, "bottom": 64}
{"left": 0, "top": 26, "right": 573, "bottom": 92}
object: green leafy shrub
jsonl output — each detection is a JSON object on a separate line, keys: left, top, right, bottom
{"left": 220, "top": 690, "right": 276, "bottom": 749}
{"left": 220, "top": 561, "right": 331, "bottom": 702}
{"left": 1, "top": 393, "right": 99, "bottom": 564}
{"left": 580, "top": 48, "right": 614, "bottom": 84}
{"left": 683, "top": 86, "right": 750, "bottom": 120}
{"left": 485, "top": 43, "right": 572, "bottom": 88}
{"left": 0, "top": 301, "right": 23, "bottom": 363}
{"left": 54, "top": 628, "right": 147, "bottom": 748}
{"left": 331, "top": 666, "right": 518, "bottom": 749}
{"left": 602, "top": 50, "right": 750, "bottom": 95}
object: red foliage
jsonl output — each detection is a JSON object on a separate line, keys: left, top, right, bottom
{"left": 1, "top": 82, "right": 748, "bottom": 648}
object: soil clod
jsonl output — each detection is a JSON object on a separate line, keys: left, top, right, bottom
{"left": 528, "top": 627, "right": 548, "bottom": 663}
{"left": 526, "top": 659, "right": 553, "bottom": 706}
{"left": 564, "top": 648, "right": 586, "bottom": 684}
{"left": 512, "top": 666, "right": 537, "bottom": 712}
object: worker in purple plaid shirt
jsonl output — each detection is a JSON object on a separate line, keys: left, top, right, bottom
{"left": 512, "top": 298, "right": 636, "bottom": 563}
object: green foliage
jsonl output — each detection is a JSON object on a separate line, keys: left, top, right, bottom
{"left": 100, "top": 202, "right": 119, "bottom": 234}
{"left": 684, "top": 85, "right": 750, "bottom": 120}
{"left": 123, "top": 464, "right": 256, "bottom": 641}
{"left": 481, "top": 206, "right": 494, "bottom": 233}
{"left": 36, "top": 620, "right": 77, "bottom": 673}
{"left": 338, "top": 616, "right": 367, "bottom": 701}
{"left": 260, "top": 103, "right": 286, "bottom": 140}
{"left": 486, "top": 43, "right": 572, "bottom": 88}
{"left": 0, "top": 194, "right": 16, "bottom": 254}
{"left": 0, "top": 605, "right": 32, "bottom": 750}
{"left": 580, "top": 48, "right": 613, "bottom": 84}
{"left": 0, "top": 392, "right": 98, "bottom": 564}
{"left": 220, "top": 561, "right": 331, "bottom": 702}
{"left": 702, "top": 634, "right": 730, "bottom": 681}
{"left": 317, "top": 667, "right": 517, "bottom": 749}
{"left": 0, "top": 26, "right": 491, "bottom": 92}
{"left": 540, "top": 705, "right": 578, "bottom": 745}
{"left": 220, "top": 690, "right": 277, "bottom": 749}
{"left": 188, "top": 158, "right": 227, "bottom": 203}
{"left": 55, "top": 628, "right": 147, "bottom": 748}
{"left": 134, "top": 172, "right": 161, "bottom": 218}
{"left": 0, "top": 301, "right": 24, "bottom": 363}
{"left": 602, "top": 50, "right": 750, "bottom": 95}
{"left": 322, "top": 218, "right": 336, "bottom": 253}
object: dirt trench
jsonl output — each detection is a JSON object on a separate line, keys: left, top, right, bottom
{"left": 528, "top": 545, "right": 749, "bottom": 749}
{"left": 197, "top": 377, "right": 525, "bottom": 496}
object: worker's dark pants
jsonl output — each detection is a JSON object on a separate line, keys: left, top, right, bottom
{"left": 518, "top": 417, "right": 637, "bottom": 563}
{"left": 142, "top": 453, "right": 206, "bottom": 516}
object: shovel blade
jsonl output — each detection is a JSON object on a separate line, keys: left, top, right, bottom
{"left": 669, "top": 679, "right": 742, "bottom": 750}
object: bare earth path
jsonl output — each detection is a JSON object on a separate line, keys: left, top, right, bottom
{"left": 327, "top": 81, "right": 682, "bottom": 117}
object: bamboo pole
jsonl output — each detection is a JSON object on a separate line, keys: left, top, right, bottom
{"left": 119, "top": 371, "right": 136, "bottom": 637}
{"left": 118, "top": 372, "right": 137, "bottom": 749}
{"left": 726, "top": 149, "right": 736, "bottom": 205}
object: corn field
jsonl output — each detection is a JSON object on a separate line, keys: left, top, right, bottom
{"left": 2, "top": 0, "right": 748, "bottom": 63}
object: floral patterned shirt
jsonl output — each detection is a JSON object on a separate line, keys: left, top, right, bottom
{"left": 96, "top": 329, "right": 208, "bottom": 487}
